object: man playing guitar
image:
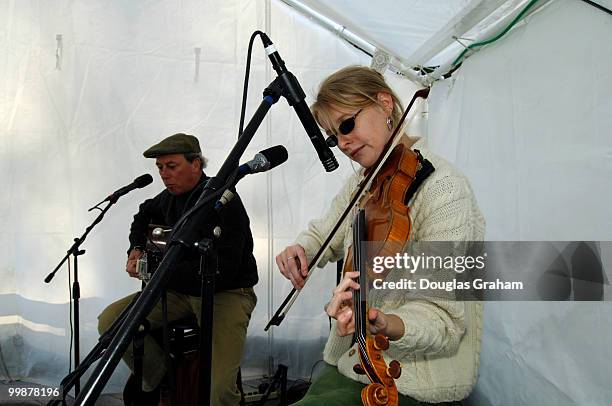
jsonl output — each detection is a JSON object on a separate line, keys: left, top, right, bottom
{"left": 97, "top": 133, "right": 258, "bottom": 405}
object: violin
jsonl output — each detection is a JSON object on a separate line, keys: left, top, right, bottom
{"left": 344, "top": 140, "right": 432, "bottom": 406}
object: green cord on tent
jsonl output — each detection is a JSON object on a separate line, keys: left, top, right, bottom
{"left": 452, "top": 0, "right": 541, "bottom": 66}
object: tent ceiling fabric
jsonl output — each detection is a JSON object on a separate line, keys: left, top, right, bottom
{"left": 298, "top": 0, "right": 473, "bottom": 65}
{"left": 294, "top": 0, "right": 546, "bottom": 73}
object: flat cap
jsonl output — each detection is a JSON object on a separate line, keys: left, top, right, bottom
{"left": 143, "top": 133, "right": 201, "bottom": 158}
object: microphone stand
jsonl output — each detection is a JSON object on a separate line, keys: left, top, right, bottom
{"left": 74, "top": 79, "right": 284, "bottom": 405}
{"left": 45, "top": 195, "right": 123, "bottom": 397}
{"left": 46, "top": 293, "right": 142, "bottom": 406}
{"left": 196, "top": 236, "right": 217, "bottom": 405}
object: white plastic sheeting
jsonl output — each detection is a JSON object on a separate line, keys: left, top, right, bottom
{"left": 1, "top": 0, "right": 611, "bottom": 404}
{"left": 427, "top": 1, "right": 612, "bottom": 404}
{"left": 299, "top": 0, "right": 476, "bottom": 66}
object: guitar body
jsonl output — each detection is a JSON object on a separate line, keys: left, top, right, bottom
{"left": 136, "top": 224, "right": 171, "bottom": 283}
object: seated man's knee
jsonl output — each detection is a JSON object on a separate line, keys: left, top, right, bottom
{"left": 97, "top": 305, "right": 114, "bottom": 335}
{"left": 97, "top": 300, "right": 127, "bottom": 335}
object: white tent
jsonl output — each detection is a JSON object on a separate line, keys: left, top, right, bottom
{"left": 1, "top": 0, "right": 611, "bottom": 404}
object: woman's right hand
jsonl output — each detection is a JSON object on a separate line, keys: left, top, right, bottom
{"left": 275, "top": 244, "right": 309, "bottom": 289}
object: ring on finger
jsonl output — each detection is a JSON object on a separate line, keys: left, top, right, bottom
{"left": 287, "top": 256, "right": 295, "bottom": 261}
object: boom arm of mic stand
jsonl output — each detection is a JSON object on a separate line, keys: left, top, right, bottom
{"left": 74, "top": 85, "right": 282, "bottom": 406}
{"left": 45, "top": 200, "right": 115, "bottom": 283}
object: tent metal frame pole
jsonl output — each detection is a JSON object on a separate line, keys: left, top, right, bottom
{"left": 280, "top": 0, "right": 554, "bottom": 85}
{"left": 427, "top": 0, "right": 554, "bottom": 83}
{"left": 402, "top": 0, "right": 508, "bottom": 68}
{"left": 278, "top": 0, "right": 427, "bottom": 85}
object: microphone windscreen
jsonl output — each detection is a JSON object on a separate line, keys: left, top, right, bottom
{"left": 260, "top": 145, "right": 288, "bottom": 170}
{"left": 134, "top": 174, "right": 154, "bottom": 188}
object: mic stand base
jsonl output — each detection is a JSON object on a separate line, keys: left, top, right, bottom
{"left": 258, "top": 364, "right": 288, "bottom": 406}
{"left": 46, "top": 293, "right": 142, "bottom": 406}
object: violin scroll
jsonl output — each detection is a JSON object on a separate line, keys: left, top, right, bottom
{"left": 359, "top": 331, "right": 400, "bottom": 406}
{"left": 362, "top": 383, "right": 389, "bottom": 406}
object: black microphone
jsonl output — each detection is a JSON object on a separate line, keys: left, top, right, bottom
{"left": 215, "top": 146, "right": 288, "bottom": 210}
{"left": 237, "top": 145, "right": 288, "bottom": 180}
{"left": 259, "top": 33, "right": 338, "bottom": 173}
{"left": 105, "top": 174, "right": 153, "bottom": 202}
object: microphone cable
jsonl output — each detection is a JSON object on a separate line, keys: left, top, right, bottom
{"left": 67, "top": 260, "right": 73, "bottom": 375}
{"left": 238, "top": 31, "right": 268, "bottom": 138}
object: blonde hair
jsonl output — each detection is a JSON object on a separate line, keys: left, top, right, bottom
{"left": 311, "top": 66, "right": 404, "bottom": 135}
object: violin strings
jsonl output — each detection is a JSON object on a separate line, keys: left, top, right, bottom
{"left": 353, "top": 208, "right": 381, "bottom": 379}
{"left": 353, "top": 212, "right": 368, "bottom": 344}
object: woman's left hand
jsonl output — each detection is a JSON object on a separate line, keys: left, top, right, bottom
{"left": 367, "top": 308, "right": 389, "bottom": 335}
{"left": 325, "top": 271, "right": 360, "bottom": 337}
{"left": 368, "top": 308, "right": 405, "bottom": 341}
{"left": 326, "top": 272, "right": 404, "bottom": 340}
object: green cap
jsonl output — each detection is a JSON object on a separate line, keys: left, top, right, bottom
{"left": 143, "top": 133, "right": 201, "bottom": 158}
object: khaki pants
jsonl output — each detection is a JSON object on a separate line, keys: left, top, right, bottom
{"left": 98, "top": 287, "right": 256, "bottom": 405}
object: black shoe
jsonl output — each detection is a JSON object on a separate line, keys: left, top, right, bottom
{"left": 123, "top": 374, "right": 137, "bottom": 406}
{"left": 123, "top": 374, "right": 160, "bottom": 406}
{"left": 138, "top": 385, "right": 161, "bottom": 406}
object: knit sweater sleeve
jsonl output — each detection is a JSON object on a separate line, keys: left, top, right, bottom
{"left": 383, "top": 171, "right": 482, "bottom": 357}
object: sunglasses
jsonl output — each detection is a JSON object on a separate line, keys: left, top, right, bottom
{"left": 325, "top": 109, "right": 363, "bottom": 148}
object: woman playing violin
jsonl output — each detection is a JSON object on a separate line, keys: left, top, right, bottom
{"left": 276, "top": 66, "right": 485, "bottom": 405}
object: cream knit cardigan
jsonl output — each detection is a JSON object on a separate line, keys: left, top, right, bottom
{"left": 294, "top": 138, "right": 486, "bottom": 403}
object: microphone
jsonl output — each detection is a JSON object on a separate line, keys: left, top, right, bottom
{"left": 105, "top": 174, "right": 153, "bottom": 202}
{"left": 259, "top": 33, "right": 339, "bottom": 173}
{"left": 237, "top": 145, "right": 288, "bottom": 180}
{"left": 215, "top": 146, "right": 288, "bottom": 210}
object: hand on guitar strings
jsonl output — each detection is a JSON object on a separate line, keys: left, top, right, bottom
{"left": 126, "top": 248, "right": 144, "bottom": 278}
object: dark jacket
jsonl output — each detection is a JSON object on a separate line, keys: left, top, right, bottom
{"left": 128, "top": 173, "right": 258, "bottom": 295}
